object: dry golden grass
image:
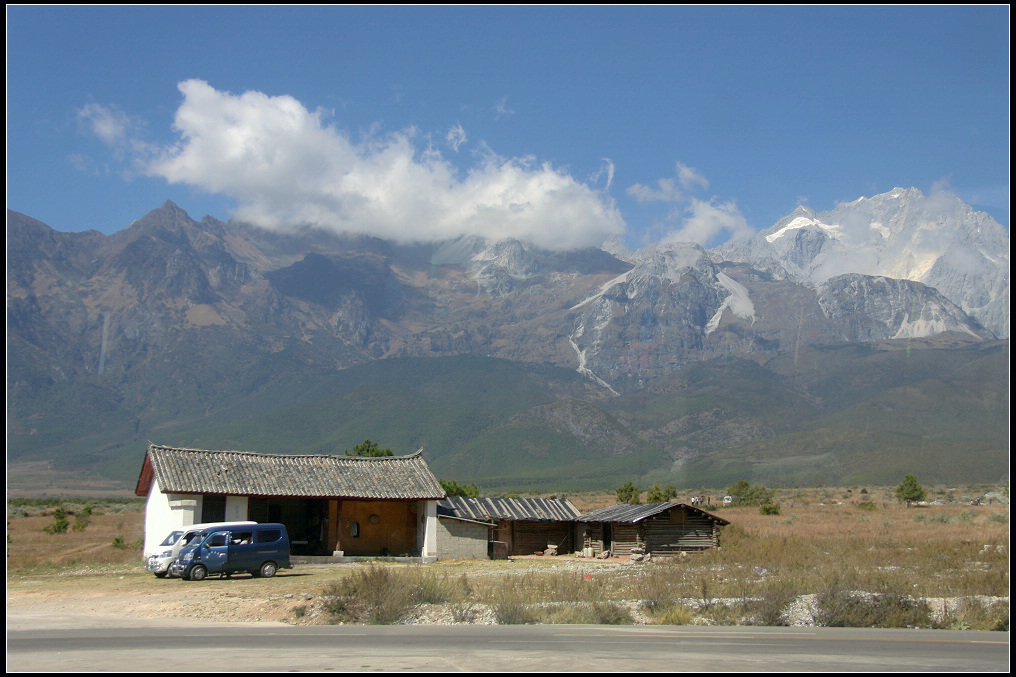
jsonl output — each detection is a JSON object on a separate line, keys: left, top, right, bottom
{"left": 6, "top": 506, "right": 146, "bottom": 573}
{"left": 7, "top": 487, "right": 1009, "bottom": 626}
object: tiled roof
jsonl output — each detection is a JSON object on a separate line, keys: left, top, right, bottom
{"left": 439, "top": 496, "right": 582, "bottom": 522}
{"left": 576, "top": 502, "right": 730, "bottom": 525}
{"left": 137, "top": 444, "right": 445, "bottom": 500}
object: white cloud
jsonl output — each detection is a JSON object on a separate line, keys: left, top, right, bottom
{"left": 134, "top": 80, "right": 625, "bottom": 249}
{"left": 627, "top": 178, "right": 684, "bottom": 204}
{"left": 628, "top": 161, "right": 751, "bottom": 247}
{"left": 77, "top": 103, "right": 155, "bottom": 164}
{"left": 676, "top": 162, "right": 709, "bottom": 191}
{"left": 661, "top": 198, "right": 753, "bottom": 247}
{"left": 446, "top": 123, "right": 467, "bottom": 152}
{"left": 493, "top": 96, "right": 515, "bottom": 120}
{"left": 590, "top": 158, "right": 616, "bottom": 193}
{"left": 79, "top": 103, "right": 133, "bottom": 146}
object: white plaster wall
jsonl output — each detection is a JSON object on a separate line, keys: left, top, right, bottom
{"left": 142, "top": 480, "right": 200, "bottom": 557}
{"left": 418, "top": 500, "right": 439, "bottom": 558}
{"left": 225, "top": 495, "right": 249, "bottom": 522}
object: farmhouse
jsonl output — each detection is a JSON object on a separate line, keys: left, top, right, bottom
{"left": 575, "top": 502, "right": 730, "bottom": 558}
{"left": 438, "top": 496, "right": 581, "bottom": 557}
{"left": 136, "top": 444, "right": 445, "bottom": 560}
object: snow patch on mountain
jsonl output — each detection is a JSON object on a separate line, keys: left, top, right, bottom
{"left": 705, "top": 272, "right": 756, "bottom": 335}
{"left": 765, "top": 215, "right": 845, "bottom": 244}
{"left": 571, "top": 270, "right": 633, "bottom": 310}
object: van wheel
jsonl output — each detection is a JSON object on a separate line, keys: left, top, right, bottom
{"left": 259, "top": 562, "right": 277, "bottom": 578}
{"left": 189, "top": 565, "right": 207, "bottom": 581}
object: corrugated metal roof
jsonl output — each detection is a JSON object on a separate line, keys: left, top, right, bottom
{"left": 140, "top": 444, "right": 445, "bottom": 500}
{"left": 576, "top": 502, "right": 730, "bottom": 525}
{"left": 439, "top": 496, "right": 582, "bottom": 522}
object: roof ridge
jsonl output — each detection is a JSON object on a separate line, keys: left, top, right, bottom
{"left": 148, "top": 444, "right": 424, "bottom": 461}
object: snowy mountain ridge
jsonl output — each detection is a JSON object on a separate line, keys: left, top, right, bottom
{"left": 717, "top": 187, "right": 1009, "bottom": 338}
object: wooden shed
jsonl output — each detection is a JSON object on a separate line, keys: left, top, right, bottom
{"left": 438, "top": 496, "right": 582, "bottom": 556}
{"left": 575, "top": 502, "right": 730, "bottom": 557}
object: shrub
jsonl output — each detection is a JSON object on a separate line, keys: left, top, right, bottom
{"left": 591, "top": 602, "right": 634, "bottom": 625}
{"left": 490, "top": 575, "right": 537, "bottom": 625}
{"left": 894, "top": 474, "right": 927, "bottom": 507}
{"left": 741, "top": 581, "right": 799, "bottom": 626}
{"left": 322, "top": 566, "right": 416, "bottom": 625}
{"left": 649, "top": 604, "right": 694, "bottom": 625}
{"left": 857, "top": 500, "right": 878, "bottom": 511}
{"left": 938, "top": 598, "right": 1010, "bottom": 632}
{"left": 634, "top": 567, "right": 678, "bottom": 612}
{"left": 759, "top": 503, "right": 780, "bottom": 516}
{"left": 616, "top": 482, "right": 641, "bottom": 505}
{"left": 815, "top": 575, "right": 931, "bottom": 628}
{"left": 43, "top": 519, "right": 69, "bottom": 535}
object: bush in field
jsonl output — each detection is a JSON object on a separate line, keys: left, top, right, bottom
{"left": 741, "top": 581, "right": 800, "bottom": 626}
{"left": 616, "top": 481, "right": 641, "bottom": 504}
{"left": 649, "top": 603, "right": 695, "bottom": 625}
{"left": 856, "top": 500, "right": 878, "bottom": 511}
{"left": 759, "top": 503, "right": 780, "bottom": 515}
{"left": 646, "top": 483, "right": 678, "bottom": 503}
{"left": 490, "top": 575, "right": 538, "bottom": 625}
{"left": 938, "top": 598, "right": 1010, "bottom": 631}
{"left": 43, "top": 507, "right": 70, "bottom": 534}
{"left": 726, "top": 480, "right": 776, "bottom": 507}
{"left": 534, "top": 602, "right": 633, "bottom": 625}
{"left": 894, "top": 474, "right": 927, "bottom": 507}
{"left": 815, "top": 575, "right": 931, "bottom": 628}
{"left": 323, "top": 566, "right": 416, "bottom": 624}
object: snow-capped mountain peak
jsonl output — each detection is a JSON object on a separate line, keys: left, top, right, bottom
{"left": 717, "top": 188, "right": 1009, "bottom": 338}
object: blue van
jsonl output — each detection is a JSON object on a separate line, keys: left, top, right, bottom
{"left": 169, "top": 523, "right": 292, "bottom": 581}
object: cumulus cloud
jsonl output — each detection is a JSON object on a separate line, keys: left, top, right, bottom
{"left": 661, "top": 198, "right": 753, "bottom": 247}
{"left": 629, "top": 162, "right": 751, "bottom": 247}
{"left": 127, "top": 80, "right": 625, "bottom": 249}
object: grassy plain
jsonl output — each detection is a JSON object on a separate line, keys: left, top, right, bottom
{"left": 6, "top": 487, "right": 1008, "bottom": 629}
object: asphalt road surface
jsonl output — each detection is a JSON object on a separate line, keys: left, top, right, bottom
{"left": 6, "top": 613, "right": 1009, "bottom": 672}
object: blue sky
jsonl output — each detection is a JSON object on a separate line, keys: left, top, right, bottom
{"left": 7, "top": 5, "right": 1009, "bottom": 250}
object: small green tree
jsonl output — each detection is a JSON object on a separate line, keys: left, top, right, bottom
{"left": 646, "top": 483, "right": 665, "bottom": 503}
{"left": 440, "top": 479, "right": 481, "bottom": 497}
{"left": 725, "top": 480, "right": 776, "bottom": 506}
{"left": 345, "top": 439, "right": 394, "bottom": 457}
{"left": 894, "top": 473, "right": 927, "bottom": 508}
{"left": 616, "top": 481, "right": 641, "bottom": 504}
{"left": 662, "top": 483, "right": 678, "bottom": 500}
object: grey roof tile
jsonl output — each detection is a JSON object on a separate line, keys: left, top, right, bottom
{"left": 438, "top": 496, "right": 581, "bottom": 522}
{"left": 576, "top": 502, "right": 730, "bottom": 525}
{"left": 140, "top": 444, "right": 445, "bottom": 500}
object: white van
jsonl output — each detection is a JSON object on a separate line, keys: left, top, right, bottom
{"left": 145, "top": 521, "right": 256, "bottom": 578}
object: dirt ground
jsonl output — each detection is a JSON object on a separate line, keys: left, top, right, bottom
{"left": 7, "top": 493, "right": 1008, "bottom": 628}
{"left": 6, "top": 558, "right": 653, "bottom": 626}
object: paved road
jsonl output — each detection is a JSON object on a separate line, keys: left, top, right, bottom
{"left": 6, "top": 613, "right": 1009, "bottom": 672}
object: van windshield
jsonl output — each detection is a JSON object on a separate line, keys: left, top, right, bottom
{"left": 179, "top": 531, "right": 207, "bottom": 547}
{"left": 159, "top": 530, "right": 186, "bottom": 547}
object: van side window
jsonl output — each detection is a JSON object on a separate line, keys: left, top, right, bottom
{"left": 206, "top": 532, "right": 228, "bottom": 547}
{"left": 255, "top": 529, "right": 282, "bottom": 544}
{"left": 231, "top": 531, "right": 253, "bottom": 545}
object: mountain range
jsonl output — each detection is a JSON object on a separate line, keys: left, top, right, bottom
{"left": 6, "top": 188, "right": 1009, "bottom": 493}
